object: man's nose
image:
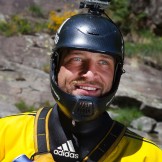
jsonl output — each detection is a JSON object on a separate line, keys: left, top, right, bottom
{"left": 82, "top": 63, "right": 97, "bottom": 79}
{"left": 82, "top": 70, "right": 95, "bottom": 79}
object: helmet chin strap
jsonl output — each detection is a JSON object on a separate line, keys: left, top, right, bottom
{"left": 72, "top": 99, "right": 94, "bottom": 121}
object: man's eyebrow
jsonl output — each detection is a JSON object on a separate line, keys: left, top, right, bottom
{"left": 100, "top": 54, "right": 114, "bottom": 60}
{"left": 68, "top": 52, "right": 84, "bottom": 56}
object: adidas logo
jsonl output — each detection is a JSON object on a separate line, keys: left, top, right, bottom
{"left": 53, "top": 140, "right": 79, "bottom": 159}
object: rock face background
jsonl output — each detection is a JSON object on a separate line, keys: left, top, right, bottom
{"left": 0, "top": 0, "right": 162, "bottom": 148}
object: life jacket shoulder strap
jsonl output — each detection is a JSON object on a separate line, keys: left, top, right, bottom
{"left": 84, "top": 121, "right": 126, "bottom": 162}
{"left": 34, "top": 107, "right": 53, "bottom": 153}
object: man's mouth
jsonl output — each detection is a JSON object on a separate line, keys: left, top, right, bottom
{"left": 71, "top": 80, "right": 102, "bottom": 96}
{"left": 73, "top": 84, "right": 101, "bottom": 97}
{"left": 77, "top": 86, "right": 97, "bottom": 91}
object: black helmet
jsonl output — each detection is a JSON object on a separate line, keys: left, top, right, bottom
{"left": 50, "top": 13, "right": 124, "bottom": 122}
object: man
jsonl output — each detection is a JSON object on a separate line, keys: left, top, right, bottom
{"left": 0, "top": 2, "right": 162, "bottom": 162}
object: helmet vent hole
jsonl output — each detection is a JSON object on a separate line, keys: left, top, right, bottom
{"left": 72, "top": 100, "right": 94, "bottom": 117}
{"left": 88, "top": 32, "right": 99, "bottom": 36}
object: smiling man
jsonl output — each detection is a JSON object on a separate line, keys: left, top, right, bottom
{"left": 0, "top": 1, "right": 162, "bottom": 162}
{"left": 58, "top": 50, "right": 115, "bottom": 97}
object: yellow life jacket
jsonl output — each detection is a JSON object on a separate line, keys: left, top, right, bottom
{"left": 0, "top": 107, "right": 162, "bottom": 162}
{"left": 32, "top": 107, "right": 126, "bottom": 161}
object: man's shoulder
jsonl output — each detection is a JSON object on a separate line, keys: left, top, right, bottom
{"left": 0, "top": 110, "right": 38, "bottom": 129}
{"left": 0, "top": 111, "right": 36, "bottom": 121}
{"left": 123, "top": 129, "right": 161, "bottom": 151}
{"left": 0, "top": 106, "right": 53, "bottom": 126}
{"left": 102, "top": 128, "right": 162, "bottom": 161}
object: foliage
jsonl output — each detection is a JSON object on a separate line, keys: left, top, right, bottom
{"left": 0, "top": 10, "right": 78, "bottom": 36}
{"left": 107, "top": 0, "right": 148, "bottom": 35}
{"left": 28, "top": 4, "right": 44, "bottom": 17}
{"left": 15, "top": 100, "right": 35, "bottom": 112}
{"left": 0, "top": 21, "right": 11, "bottom": 35}
{"left": 108, "top": 107, "right": 143, "bottom": 126}
{"left": 125, "top": 30, "right": 162, "bottom": 66}
{"left": 48, "top": 11, "right": 78, "bottom": 32}
{"left": 15, "top": 100, "right": 54, "bottom": 113}
{"left": 107, "top": 0, "right": 130, "bottom": 22}
{"left": 0, "top": 15, "right": 48, "bottom": 36}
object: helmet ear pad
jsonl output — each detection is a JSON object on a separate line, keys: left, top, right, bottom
{"left": 110, "top": 60, "right": 124, "bottom": 96}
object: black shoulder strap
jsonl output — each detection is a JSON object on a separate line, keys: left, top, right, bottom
{"left": 34, "top": 107, "right": 53, "bottom": 153}
{"left": 84, "top": 121, "right": 126, "bottom": 162}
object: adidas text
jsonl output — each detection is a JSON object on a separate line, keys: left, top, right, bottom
{"left": 53, "top": 140, "right": 79, "bottom": 159}
{"left": 54, "top": 150, "right": 79, "bottom": 159}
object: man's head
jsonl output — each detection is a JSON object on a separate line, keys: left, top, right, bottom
{"left": 50, "top": 13, "right": 124, "bottom": 122}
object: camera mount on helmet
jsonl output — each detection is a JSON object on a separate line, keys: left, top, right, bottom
{"left": 80, "top": 0, "right": 111, "bottom": 15}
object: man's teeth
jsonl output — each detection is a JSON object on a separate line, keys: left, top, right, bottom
{"left": 79, "top": 86, "right": 97, "bottom": 91}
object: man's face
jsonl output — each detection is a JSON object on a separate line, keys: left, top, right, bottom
{"left": 58, "top": 50, "right": 115, "bottom": 97}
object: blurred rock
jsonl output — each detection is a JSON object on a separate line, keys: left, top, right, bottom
{"left": 0, "top": 34, "right": 54, "bottom": 108}
{"left": 130, "top": 116, "right": 157, "bottom": 132}
{"left": 115, "top": 57, "right": 162, "bottom": 121}
{"left": 0, "top": 101, "right": 20, "bottom": 117}
{"left": 155, "top": 122, "right": 162, "bottom": 135}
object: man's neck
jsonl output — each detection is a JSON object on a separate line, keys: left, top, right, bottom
{"left": 58, "top": 107, "right": 113, "bottom": 136}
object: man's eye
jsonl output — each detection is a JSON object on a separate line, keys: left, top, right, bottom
{"left": 99, "top": 60, "right": 108, "bottom": 65}
{"left": 73, "top": 57, "right": 82, "bottom": 61}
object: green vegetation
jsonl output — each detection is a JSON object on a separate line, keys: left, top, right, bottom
{"left": 15, "top": 100, "right": 35, "bottom": 112}
{"left": 108, "top": 107, "right": 143, "bottom": 126}
{"left": 15, "top": 100, "right": 54, "bottom": 112}
{"left": 28, "top": 4, "right": 44, "bottom": 17}
{"left": 0, "top": 10, "right": 77, "bottom": 36}
{"left": 0, "top": 15, "right": 48, "bottom": 36}
{"left": 108, "top": 0, "right": 148, "bottom": 35}
{"left": 105, "top": 0, "right": 162, "bottom": 65}
{"left": 108, "top": 0, "right": 130, "bottom": 24}
{"left": 125, "top": 31, "right": 162, "bottom": 66}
